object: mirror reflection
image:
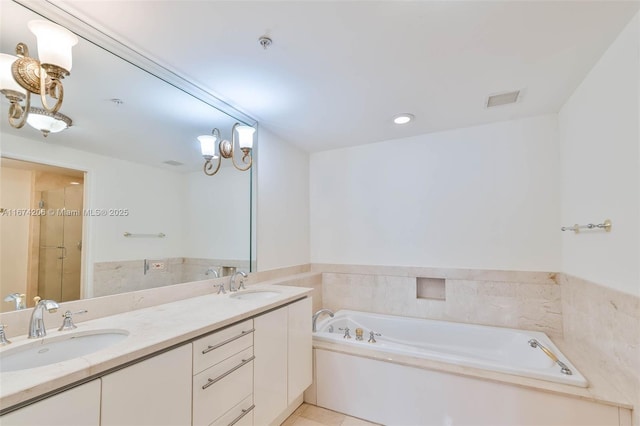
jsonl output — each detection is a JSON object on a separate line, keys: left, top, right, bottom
{"left": 0, "top": 1, "right": 257, "bottom": 312}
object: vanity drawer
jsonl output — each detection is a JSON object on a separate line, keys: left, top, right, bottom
{"left": 210, "top": 394, "right": 254, "bottom": 426}
{"left": 193, "top": 347, "right": 254, "bottom": 426}
{"left": 193, "top": 319, "right": 254, "bottom": 374}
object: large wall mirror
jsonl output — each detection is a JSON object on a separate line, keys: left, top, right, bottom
{"left": 0, "top": 1, "right": 258, "bottom": 312}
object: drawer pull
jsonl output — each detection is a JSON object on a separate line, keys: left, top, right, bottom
{"left": 228, "top": 404, "right": 255, "bottom": 426}
{"left": 202, "top": 356, "right": 255, "bottom": 390}
{"left": 202, "top": 329, "right": 255, "bottom": 354}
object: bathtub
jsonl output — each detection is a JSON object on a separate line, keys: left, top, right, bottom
{"left": 313, "top": 310, "right": 587, "bottom": 387}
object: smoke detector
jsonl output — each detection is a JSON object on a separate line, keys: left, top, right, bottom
{"left": 486, "top": 90, "right": 520, "bottom": 108}
{"left": 258, "top": 36, "right": 272, "bottom": 50}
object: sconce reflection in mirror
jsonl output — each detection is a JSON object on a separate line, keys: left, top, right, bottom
{"left": 198, "top": 123, "right": 256, "bottom": 176}
{"left": 0, "top": 20, "right": 77, "bottom": 133}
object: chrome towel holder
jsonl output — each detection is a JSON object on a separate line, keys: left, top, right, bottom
{"left": 123, "top": 232, "right": 166, "bottom": 238}
{"left": 561, "top": 219, "right": 611, "bottom": 234}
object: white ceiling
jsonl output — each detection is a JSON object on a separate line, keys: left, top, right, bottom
{"left": 51, "top": 0, "right": 640, "bottom": 152}
{"left": 12, "top": 1, "right": 640, "bottom": 154}
{"left": 1, "top": 0, "right": 244, "bottom": 172}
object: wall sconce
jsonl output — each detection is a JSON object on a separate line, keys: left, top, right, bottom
{"left": 198, "top": 123, "right": 256, "bottom": 176}
{"left": 0, "top": 20, "right": 78, "bottom": 130}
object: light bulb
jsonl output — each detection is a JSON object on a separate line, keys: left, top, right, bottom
{"left": 198, "top": 135, "right": 218, "bottom": 158}
{"left": 236, "top": 125, "right": 255, "bottom": 149}
{"left": 0, "top": 53, "right": 24, "bottom": 93}
{"left": 28, "top": 20, "right": 78, "bottom": 72}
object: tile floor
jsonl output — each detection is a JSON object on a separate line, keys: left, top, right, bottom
{"left": 281, "top": 403, "right": 379, "bottom": 426}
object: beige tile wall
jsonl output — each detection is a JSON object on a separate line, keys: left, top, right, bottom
{"left": 93, "top": 257, "right": 253, "bottom": 297}
{"left": 560, "top": 273, "right": 640, "bottom": 424}
{"left": 317, "top": 265, "right": 563, "bottom": 338}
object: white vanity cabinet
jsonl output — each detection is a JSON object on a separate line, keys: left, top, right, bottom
{"left": 254, "top": 297, "right": 312, "bottom": 426}
{"left": 192, "top": 319, "right": 255, "bottom": 426}
{"left": 101, "top": 344, "right": 192, "bottom": 426}
{"left": 0, "top": 292, "right": 312, "bottom": 426}
{"left": 0, "top": 380, "right": 101, "bottom": 426}
{"left": 287, "top": 297, "right": 312, "bottom": 404}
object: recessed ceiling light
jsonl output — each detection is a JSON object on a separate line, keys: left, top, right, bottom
{"left": 393, "top": 113, "right": 414, "bottom": 125}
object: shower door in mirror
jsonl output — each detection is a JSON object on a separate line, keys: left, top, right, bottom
{"left": 38, "top": 184, "right": 84, "bottom": 302}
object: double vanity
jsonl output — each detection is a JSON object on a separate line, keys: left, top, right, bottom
{"left": 0, "top": 284, "right": 312, "bottom": 426}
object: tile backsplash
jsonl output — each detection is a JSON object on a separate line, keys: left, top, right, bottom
{"left": 315, "top": 264, "right": 563, "bottom": 338}
{"left": 93, "top": 257, "right": 252, "bottom": 297}
{"left": 560, "top": 273, "right": 640, "bottom": 422}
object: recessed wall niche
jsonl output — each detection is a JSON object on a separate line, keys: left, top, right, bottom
{"left": 416, "top": 277, "right": 446, "bottom": 301}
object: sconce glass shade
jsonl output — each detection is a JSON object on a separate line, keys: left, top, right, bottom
{"left": 27, "top": 20, "right": 78, "bottom": 71}
{"left": 26, "top": 107, "right": 72, "bottom": 135}
{"left": 198, "top": 134, "right": 218, "bottom": 158}
{"left": 0, "top": 53, "right": 24, "bottom": 93}
{"left": 236, "top": 125, "right": 256, "bottom": 149}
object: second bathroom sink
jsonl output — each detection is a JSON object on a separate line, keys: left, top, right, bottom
{"left": 229, "top": 290, "right": 281, "bottom": 301}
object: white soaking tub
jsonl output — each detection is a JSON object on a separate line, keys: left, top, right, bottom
{"left": 313, "top": 310, "right": 587, "bottom": 387}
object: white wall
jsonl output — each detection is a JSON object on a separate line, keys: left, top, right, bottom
{"left": 558, "top": 13, "right": 639, "bottom": 296}
{"left": 0, "top": 167, "right": 31, "bottom": 300}
{"left": 310, "top": 115, "right": 561, "bottom": 271}
{"left": 257, "top": 128, "right": 310, "bottom": 270}
{"left": 183, "top": 166, "right": 251, "bottom": 261}
{"left": 1, "top": 133, "right": 186, "bottom": 290}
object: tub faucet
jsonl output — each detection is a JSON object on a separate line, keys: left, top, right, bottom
{"left": 29, "top": 298, "right": 59, "bottom": 338}
{"left": 312, "top": 308, "right": 334, "bottom": 332}
{"left": 229, "top": 271, "right": 248, "bottom": 292}
{"left": 205, "top": 267, "right": 220, "bottom": 278}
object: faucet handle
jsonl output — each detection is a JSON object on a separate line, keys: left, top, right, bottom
{"left": 237, "top": 276, "right": 247, "bottom": 290}
{"left": 215, "top": 283, "right": 226, "bottom": 295}
{"left": 0, "top": 325, "right": 11, "bottom": 345}
{"left": 339, "top": 327, "right": 352, "bottom": 339}
{"left": 58, "top": 310, "right": 88, "bottom": 331}
{"left": 368, "top": 331, "right": 382, "bottom": 343}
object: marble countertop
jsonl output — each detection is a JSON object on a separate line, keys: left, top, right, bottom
{"left": 0, "top": 284, "right": 312, "bottom": 412}
{"left": 313, "top": 337, "right": 633, "bottom": 410}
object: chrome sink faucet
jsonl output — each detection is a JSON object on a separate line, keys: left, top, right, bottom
{"left": 205, "top": 267, "right": 220, "bottom": 278}
{"left": 312, "top": 308, "right": 334, "bottom": 332}
{"left": 229, "top": 271, "right": 247, "bottom": 292}
{"left": 29, "top": 299, "right": 59, "bottom": 338}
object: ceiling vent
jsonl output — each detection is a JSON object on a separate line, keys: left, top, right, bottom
{"left": 486, "top": 90, "right": 520, "bottom": 108}
{"left": 163, "top": 160, "right": 183, "bottom": 166}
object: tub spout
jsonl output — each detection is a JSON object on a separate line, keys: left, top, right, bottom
{"left": 312, "top": 308, "right": 334, "bottom": 332}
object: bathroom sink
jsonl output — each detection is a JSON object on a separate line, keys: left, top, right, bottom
{"left": 0, "top": 329, "right": 129, "bottom": 372}
{"left": 229, "top": 290, "right": 281, "bottom": 301}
